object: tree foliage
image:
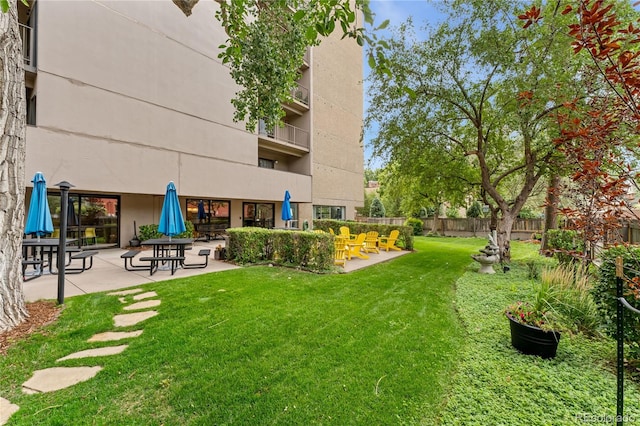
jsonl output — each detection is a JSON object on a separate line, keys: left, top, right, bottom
{"left": 173, "top": 0, "right": 388, "bottom": 131}
{"left": 521, "top": 0, "right": 640, "bottom": 263}
{"left": 366, "top": 0, "right": 593, "bottom": 259}
{"left": 369, "top": 196, "right": 385, "bottom": 217}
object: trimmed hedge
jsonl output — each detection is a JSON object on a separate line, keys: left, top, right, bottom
{"left": 312, "top": 219, "right": 414, "bottom": 250}
{"left": 226, "top": 227, "right": 335, "bottom": 272}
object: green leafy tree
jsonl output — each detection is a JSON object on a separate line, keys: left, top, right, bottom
{"left": 366, "top": 0, "right": 595, "bottom": 260}
{"left": 369, "top": 197, "right": 386, "bottom": 218}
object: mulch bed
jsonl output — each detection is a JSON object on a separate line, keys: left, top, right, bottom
{"left": 0, "top": 301, "right": 62, "bottom": 355}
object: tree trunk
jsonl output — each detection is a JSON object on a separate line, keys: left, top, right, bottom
{"left": 541, "top": 174, "right": 560, "bottom": 251}
{"left": 0, "top": 8, "right": 28, "bottom": 331}
{"left": 497, "top": 213, "right": 515, "bottom": 263}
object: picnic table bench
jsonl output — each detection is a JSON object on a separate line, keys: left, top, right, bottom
{"left": 139, "top": 255, "right": 185, "bottom": 276}
{"left": 195, "top": 223, "right": 227, "bottom": 241}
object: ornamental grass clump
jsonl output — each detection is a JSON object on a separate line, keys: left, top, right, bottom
{"left": 506, "top": 264, "right": 601, "bottom": 334}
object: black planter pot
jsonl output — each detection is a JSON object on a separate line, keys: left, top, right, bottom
{"left": 506, "top": 313, "right": 561, "bottom": 359}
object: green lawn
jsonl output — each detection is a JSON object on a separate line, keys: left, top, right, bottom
{"left": 3, "top": 237, "right": 638, "bottom": 425}
{"left": 1, "top": 237, "right": 479, "bottom": 425}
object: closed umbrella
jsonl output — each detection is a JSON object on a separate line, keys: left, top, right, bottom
{"left": 24, "top": 171, "right": 54, "bottom": 241}
{"left": 281, "top": 190, "right": 292, "bottom": 227}
{"left": 197, "top": 200, "right": 206, "bottom": 222}
{"left": 158, "top": 181, "right": 186, "bottom": 241}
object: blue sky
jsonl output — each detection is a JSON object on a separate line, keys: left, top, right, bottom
{"left": 362, "top": 1, "right": 446, "bottom": 168}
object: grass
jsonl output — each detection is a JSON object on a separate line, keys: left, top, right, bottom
{"left": 441, "top": 254, "right": 640, "bottom": 425}
{"left": 3, "top": 237, "right": 639, "bottom": 425}
{"left": 1, "top": 237, "right": 480, "bottom": 425}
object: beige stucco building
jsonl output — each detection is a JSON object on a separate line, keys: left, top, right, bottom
{"left": 19, "top": 0, "right": 363, "bottom": 247}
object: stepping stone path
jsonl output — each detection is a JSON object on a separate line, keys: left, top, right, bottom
{"left": 1, "top": 288, "right": 161, "bottom": 426}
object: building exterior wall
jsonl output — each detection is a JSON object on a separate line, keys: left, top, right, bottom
{"left": 22, "top": 0, "right": 363, "bottom": 246}
{"left": 311, "top": 21, "right": 364, "bottom": 220}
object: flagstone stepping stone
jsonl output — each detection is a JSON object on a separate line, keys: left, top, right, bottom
{"left": 107, "top": 288, "right": 144, "bottom": 296}
{"left": 0, "top": 397, "right": 19, "bottom": 426}
{"left": 133, "top": 291, "right": 158, "bottom": 300}
{"left": 88, "top": 330, "right": 143, "bottom": 342}
{"left": 123, "top": 300, "right": 161, "bottom": 311}
{"left": 57, "top": 345, "right": 128, "bottom": 362}
{"left": 22, "top": 366, "right": 102, "bottom": 394}
{"left": 114, "top": 311, "right": 158, "bottom": 327}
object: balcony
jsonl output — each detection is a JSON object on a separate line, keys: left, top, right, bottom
{"left": 284, "top": 83, "right": 310, "bottom": 115}
{"left": 19, "top": 23, "right": 35, "bottom": 70}
{"left": 258, "top": 120, "right": 310, "bottom": 156}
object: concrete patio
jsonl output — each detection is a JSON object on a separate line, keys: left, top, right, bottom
{"left": 22, "top": 240, "right": 410, "bottom": 302}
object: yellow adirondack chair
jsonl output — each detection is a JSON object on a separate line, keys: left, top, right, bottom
{"left": 378, "top": 229, "right": 401, "bottom": 251}
{"left": 312, "top": 229, "right": 325, "bottom": 234}
{"left": 345, "top": 233, "right": 369, "bottom": 260}
{"left": 339, "top": 226, "right": 351, "bottom": 239}
{"left": 364, "top": 231, "right": 379, "bottom": 254}
{"left": 334, "top": 236, "right": 347, "bottom": 268}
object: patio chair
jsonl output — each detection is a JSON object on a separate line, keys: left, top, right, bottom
{"left": 364, "top": 231, "right": 380, "bottom": 254}
{"left": 339, "top": 226, "right": 353, "bottom": 240}
{"left": 83, "top": 227, "right": 97, "bottom": 246}
{"left": 334, "top": 236, "right": 347, "bottom": 268}
{"left": 345, "top": 233, "right": 369, "bottom": 260}
{"left": 378, "top": 229, "right": 401, "bottom": 251}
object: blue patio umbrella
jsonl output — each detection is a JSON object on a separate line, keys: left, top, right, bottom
{"left": 24, "top": 171, "right": 54, "bottom": 240}
{"left": 281, "top": 190, "right": 292, "bottom": 226}
{"left": 158, "top": 181, "right": 186, "bottom": 240}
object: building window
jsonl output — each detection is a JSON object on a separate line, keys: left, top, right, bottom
{"left": 243, "top": 202, "right": 274, "bottom": 228}
{"left": 46, "top": 193, "right": 120, "bottom": 247}
{"left": 258, "top": 158, "right": 275, "bottom": 169}
{"left": 313, "top": 205, "right": 345, "bottom": 220}
{"left": 26, "top": 88, "right": 36, "bottom": 126}
{"left": 186, "top": 199, "right": 230, "bottom": 228}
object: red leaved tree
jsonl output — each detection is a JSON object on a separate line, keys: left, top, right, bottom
{"left": 521, "top": 0, "right": 640, "bottom": 264}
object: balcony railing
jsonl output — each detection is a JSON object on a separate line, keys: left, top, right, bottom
{"left": 259, "top": 120, "right": 310, "bottom": 150}
{"left": 19, "top": 23, "right": 34, "bottom": 68}
{"left": 291, "top": 83, "right": 309, "bottom": 106}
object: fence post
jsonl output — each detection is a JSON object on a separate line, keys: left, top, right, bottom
{"left": 616, "top": 256, "right": 624, "bottom": 425}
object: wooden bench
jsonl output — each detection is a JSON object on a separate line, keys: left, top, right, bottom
{"left": 183, "top": 249, "right": 210, "bottom": 269}
{"left": 139, "top": 255, "right": 185, "bottom": 276}
{"left": 121, "top": 250, "right": 149, "bottom": 271}
{"left": 64, "top": 250, "right": 99, "bottom": 274}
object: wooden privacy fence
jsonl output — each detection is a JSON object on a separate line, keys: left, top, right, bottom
{"left": 423, "top": 218, "right": 544, "bottom": 238}
{"left": 357, "top": 216, "right": 545, "bottom": 239}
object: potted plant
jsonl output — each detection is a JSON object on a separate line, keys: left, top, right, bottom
{"left": 214, "top": 244, "right": 224, "bottom": 260}
{"left": 505, "top": 300, "right": 561, "bottom": 359}
{"left": 505, "top": 264, "right": 601, "bottom": 359}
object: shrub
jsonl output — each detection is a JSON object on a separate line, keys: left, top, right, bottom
{"left": 594, "top": 246, "right": 640, "bottom": 366}
{"left": 138, "top": 221, "right": 195, "bottom": 241}
{"left": 544, "top": 229, "right": 584, "bottom": 264}
{"left": 540, "top": 264, "right": 601, "bottom": 335}
{"left": 370, "top": 197, "right": 386, "bottom": 218}
{"left": 404, "top": 217, "right": 424, "bottom": 236}
{"left": 467, "top": 201, "right": 482, "bottom": 218}
{"left": 518, "top": 207, "right": 539, "bottom": 219}
{"left": 138, "top": 224, "right": 162, "bottom": 241}
{"left": 445, "top": 207, "right": 459, "bottom": 218}
{"left": 226, "top": 227, "right": 334, "bottom": 272}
